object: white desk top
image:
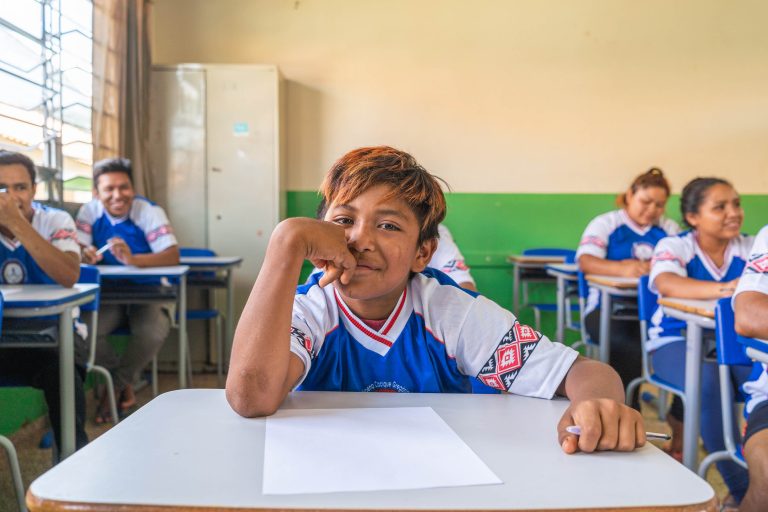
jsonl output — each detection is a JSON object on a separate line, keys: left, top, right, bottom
{"left": 28, "top": 390, "right": 715, "bottom": 512}
{"left": 180, "top": 256, "right": 243, "bottom": 267}
{"left": 95, "top": 265, "right": 190, "bottom": 277}
{"left": 0, "top": 283, "right": 99, "bottom": 308}
{"left": 658, "top": 297, "right": 717, "bottom": 320}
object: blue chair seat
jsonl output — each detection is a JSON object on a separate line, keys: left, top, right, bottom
{"left": 179, "top": 310, "right": 220, "bottom": 321}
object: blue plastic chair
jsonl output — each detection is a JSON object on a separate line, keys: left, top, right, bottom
{"left": 179, "top": 247, "right": 225, "bottom": 386}
{"left": 79, "top": 265, "right": 119, "bottom": 424}
{"left": 624, "top": 276, "right": 686, "bottom": 418}
{"left": 697, "top": 298, "right": 751, "bottom": 477}
{"left": 0, "top": 294, "right": 27, "bottom": 512}
{"left": 571, "top": 270, "right": 599, "bottom": 358}
{"left": 526, "top": 249, "right": 579, "bottom": 332}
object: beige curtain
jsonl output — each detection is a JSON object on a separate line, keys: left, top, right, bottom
{"left": 92, "top": 0, "right": 153, "bottom": 197}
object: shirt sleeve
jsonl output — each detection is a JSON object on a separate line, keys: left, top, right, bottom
{"left": 289, "top": 285, "right": 333, "bottom": 388}
{"left": 135, "top": 201, "right": 178, "bottom": 253}
{"left": 576, "top": 213, "right": 612, "bottom": 261}
{"left": 660, "top": 217, "right": 681, "bottom": 236}
{"left": 75, "top": 202, "right": 95, "bottom": 247}
{"left": 649, "top": 236, "right": 689, "bottom": 293}
{"left": 735, "top": 226, "right": 768, "bottom": 297}
{"left": 46, "top": 210, "right": 81, "bottom": 255}
{"left": 455, "top": 295, "right": 578, "bottom": 399}
{"left": 429, "top": 224, "right": 475, "bottom": 286}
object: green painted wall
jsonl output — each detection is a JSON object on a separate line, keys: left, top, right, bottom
{"left": 2, "top": 191, "right": 766, "bottom": 436}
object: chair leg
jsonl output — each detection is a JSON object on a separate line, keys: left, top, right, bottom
{"left": 625, "top": 377, "right": 644, "bottom": 407}
{"left": 533, "top": 308, "right": 541, "bottom": 332}
{"left": 186, "top": 335, "right": 194, "bottom": 388}
{"left": 658, "top": 389, "right": 668, "bottom": 421}
{"left": 522, "top": 281, "right": 529, "bottom": 307}
{"left": 152, "top": 357, "right": 159, "bottom": 397}
{"left": 0, "top": 435, "right": 27, "bottom": 512}
{"left": 698, "top": 450, "right": 745, "bottom": 478}
{"left": 216, "top": 315, "right": 224, "bottom": 387}
{"left": 91, "top": 365, "right": 119, "bottom": 424}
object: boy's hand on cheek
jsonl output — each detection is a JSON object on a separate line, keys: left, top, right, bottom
{"left": 294, "top": 219, "right": 356, "bottom": 286}
{"left": 557, "top": 398, "right": 646, "bottom": 454}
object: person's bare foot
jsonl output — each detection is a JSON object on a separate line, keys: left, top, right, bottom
{"left": 119, "top": 385, "right": 136, "bottom": 410}
{"left": 663, "top": 415, "right": 684, "bottom": 461}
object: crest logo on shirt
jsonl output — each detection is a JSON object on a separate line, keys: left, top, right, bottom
{"left": 477, "top": 322, "right": 541, "bottom": 392}
{"left": 747, "top": 254, "right": 768, "bottom": 274}
{"left": 632, "top": 242, "right": 654, "bottom": 261}
{"left": 1, "top": 259, "right": 26, "bottom": 284}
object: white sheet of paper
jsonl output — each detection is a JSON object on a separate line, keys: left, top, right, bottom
{"left": 263, "top": 406, "right": 501, "bottom": 495}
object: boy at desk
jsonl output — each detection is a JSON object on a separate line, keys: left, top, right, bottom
{"left": 0, "top": 150, "right": 88, "bottom": 453}
{"left": 76, "top": 157, "right": 179, "bottom": 421}
{"left": 734, "top": 224, "right": 768, "bottom": 512}
{"left": 227, "top": 146, "right": 646, "bottom": 453}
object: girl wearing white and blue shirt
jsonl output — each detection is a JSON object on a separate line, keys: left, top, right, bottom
{"left": 649, "top": 177, "right": 753, "bottom": 504}
{"left": 577, "top": 168, "right": 679, "bottom": 398}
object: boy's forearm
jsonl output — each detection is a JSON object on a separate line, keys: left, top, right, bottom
{"left": 129, "top": 245, "right": 180, "bottom": 267}
{"left": 735, "top": 292, "right": 768, "bottom": 339}
{"left": 226, "top": 224, "right": 306, "bottom": 416}
{"left": 558, "top": 357, "right": 625, "bottom": 403}
{"left": 12, "top": 222, "right": 80, "bottom": 287}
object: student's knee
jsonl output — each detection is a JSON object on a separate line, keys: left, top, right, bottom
{"left": 130, "top": 306, "right": 171, "bottom": 341}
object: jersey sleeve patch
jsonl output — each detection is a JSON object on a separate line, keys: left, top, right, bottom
{"left": 290, "top": 326, "right": 315, "bottom": 360}
{"left": 746, "top": 254, "right": 768, "bottom": 274}
{"left": 146, "top": 224, "right": 174, "bottom": 243}
{"left": 652, "top": 249, "right": 685, "bottom": 268}
{"left": 50, "top": 228, "right": 77, "bottom": 241}
{"left": 579, "top": 235, "right": 606, "bottom": 248}
{"left": 75, "top": 219, "right": 92, "bottom": 234}
{"left": 477, "top": 321, "right": 541, "bottom": 392}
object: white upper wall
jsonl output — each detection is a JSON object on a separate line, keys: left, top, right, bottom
{"left": 152, "top": 0, "right": 768, "bottom": 193}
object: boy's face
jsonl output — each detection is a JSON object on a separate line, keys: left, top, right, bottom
{"left": 324, "top": 184, "right": 436, "bottom": 318}
{"left": 0, "top": 163, "right": 36, "bottom": 220}
{"left": 94, "top": 171, "right": 135, "bottom": 217}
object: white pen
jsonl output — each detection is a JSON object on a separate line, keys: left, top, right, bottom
{"left": 95, "top": 242, "right": 114, "bottom": 255}
{"left": 0, "top": 188, "right": 6, "bottom": 193}
{"left": 566, "top": 425, "right": 671, "bottom": 441}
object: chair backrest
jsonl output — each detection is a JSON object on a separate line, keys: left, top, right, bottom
{"left": 522, "top": 248, "right": 576, "bottom": 259}
{"left": 180, "top": 247, "right": 217, "bottom": 257}
{"left": 564, "top": 252, "right": 576, "bottom": 264}
{"left": 715, "top": 298, "right": 752, "bottom": 366}
{"left": 636, "top": 275, "right": 656, "bottom": 324}
{"left": 78, "top": 264, "right": 101, "bottom": 312}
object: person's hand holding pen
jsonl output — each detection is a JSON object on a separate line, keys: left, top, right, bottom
{"left": 82, "top": 242, "right": 109, "bottom": 264}
{"left": 557, "top": 398, "right": 646, "bottom": 454}
{"left": 108, "top": 236, "right": 134, "bottom": 265}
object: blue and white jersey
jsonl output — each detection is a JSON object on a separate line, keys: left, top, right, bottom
{"left": 647, "top": 231, "right": 755, "bottom": 351}
{"left": 576, "top": 210, "right": 679, "bottom": 314}
{"left": 75, "top": 197, "right": 177, "bottom": 265}
{"left": 428, "top": 224, "right": 475, "bottom": 287}
{"left": 734, "top": 225, "right": 768, "bottom": 415}
{"left": 0, "top": 202, "right": 80, "bottom": 284}
{"left": 290, "top": 268, "right": 578, "bottom": 396}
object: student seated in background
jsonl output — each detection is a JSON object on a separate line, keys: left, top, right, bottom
{"left": 227, "top": 145, "right": 647, "bottom": 455}
{"left": 0, "top": 150, "right": 88, "bottom": 453}
{"left": 76, "top": 157, "right": 179, "bottom": 422}
{"left": 576, "top": 168, "right": 679, "bottom": 403}
{"left": 734, "top": 223, "right": 768, "bottom": 512}
{"left": 649, "top": 177, "right": 752, "bottom": 505}
{"left": 429, "top": 224, "right": 476, "bottom": 291}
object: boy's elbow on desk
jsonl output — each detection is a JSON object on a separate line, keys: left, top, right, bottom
{"left": 225, "top": 379, "right": 285, "bottom": 418}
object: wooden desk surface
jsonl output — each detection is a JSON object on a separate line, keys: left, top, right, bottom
{"left": 507, "top": 254, "right": 566, "bottom": 265}
{"left": 585, "top": 274, "right": 640, "bottom": 289}
{"left": 28, "top": 390, "right": 715, "bottom": 512}
{"left": 658, "top": 297, "right": 717, "bottom": 319}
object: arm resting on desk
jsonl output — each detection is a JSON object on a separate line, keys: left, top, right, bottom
{"left": 735, "top": 291, "right": 768, "bottom": 340}
{"left": 7, "top": 221, "right": 80, "bottom": 287}
{"left": 578, "top": 254, "right": 649, "bottom": 278}
{"left": 655, "top": 272, "right": 736, "bottom": 299}
{"left": 116, "top": 243, "right": 180, "bottom": 268}
{"left": 555, "top": 356, "right": 646, "bottom": 454}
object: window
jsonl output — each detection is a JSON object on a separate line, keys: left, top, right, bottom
{"left": 0, "top": 0, "right": 94, "bottom": 204}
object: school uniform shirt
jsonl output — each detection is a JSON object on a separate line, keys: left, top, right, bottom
{"left": 576, "top": 209, "right": 679, "bottom": 314}
{"left": 429, "top": 224, "right": 475, "bottom": 287}
{"left": 734, "top": 225, "right": 768, "bottom": 415}
{"left": 0, "top": 202, "right": 80, "bottom": 284}
{"left": 75, "top": 197, "right": 177, "bottom": 263}
{"left": 647, "top": 231, "right": 755, "bottom": 351}
{"left": 290, "top": 268, "right": 578, "bottom": 396}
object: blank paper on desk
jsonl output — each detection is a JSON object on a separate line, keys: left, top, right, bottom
{"left": 263, "top": 406, "right": 502, "bottom": 494}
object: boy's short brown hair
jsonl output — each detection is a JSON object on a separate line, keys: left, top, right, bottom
{"left": 319, "top": 146, "right": 447, "bottom": 243}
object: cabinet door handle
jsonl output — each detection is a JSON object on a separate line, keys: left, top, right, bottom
{"left": 211, "top": 167, "right": 222, "bottom": 173}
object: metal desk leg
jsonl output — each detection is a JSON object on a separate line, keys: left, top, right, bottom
{"left": 58, "top": 306, "right": 75, "bottom": 459}
{"left": 599, "top": 289, "right": 611, "bottom": 363}
{"left": 225, "top": 268, "right": 235, "bottom": 371}
{"left": 683, "top": 322, "right": 704, "bottom": 471}
{"left": 179, "top": 275, "right": 188, "bottom": 388}
{"left": 555, "top": 275, "right": 565, "bottom": 343}
{"left": 512, "top": 263, "right": 520, "bottom": 315}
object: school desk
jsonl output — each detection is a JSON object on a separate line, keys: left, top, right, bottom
{"left": 545, "top": 263, "right": 578, "bottom": 343}
{"left": 584, "top": 275, "right": 640, "bottom": 364}
{"left": 95, "top": 265, "right": 190, "bottom": 388}
{"left": 27, "top": 389, "right": 716, "bottom": 511}
{"left": 0, "top": 283, "right": 99, "bottom": 459}
{"left": 658, "top": 297, "right": 717, "bottom": 471}
{"left": 507, "top": 254, "right": 566, "bottom": 315}
{"left": 179, "top": 255, "right": 243, "bottom": 369}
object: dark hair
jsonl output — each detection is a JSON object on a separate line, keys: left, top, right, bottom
{"left": 680, "top": 177, "right": 733, "bottom": 228}
{"left": 93, "top": 157, "right": 133, "bottom": 187}
{"left": 0, "top": 150, "right": 36, "bottom": 184}
{"left": 319, "top": 146, "right": 447, "bottom": 243}
{"left": 617, "top": 167, "right": 670, "bottom": 207}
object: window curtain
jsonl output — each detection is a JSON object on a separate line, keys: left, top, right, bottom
{"left": 92, "top": 0, "right": 153, "bottom": 196}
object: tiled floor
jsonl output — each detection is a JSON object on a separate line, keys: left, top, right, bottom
{"left": 0, "top": 379, "right": 729, "bottom": 512}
